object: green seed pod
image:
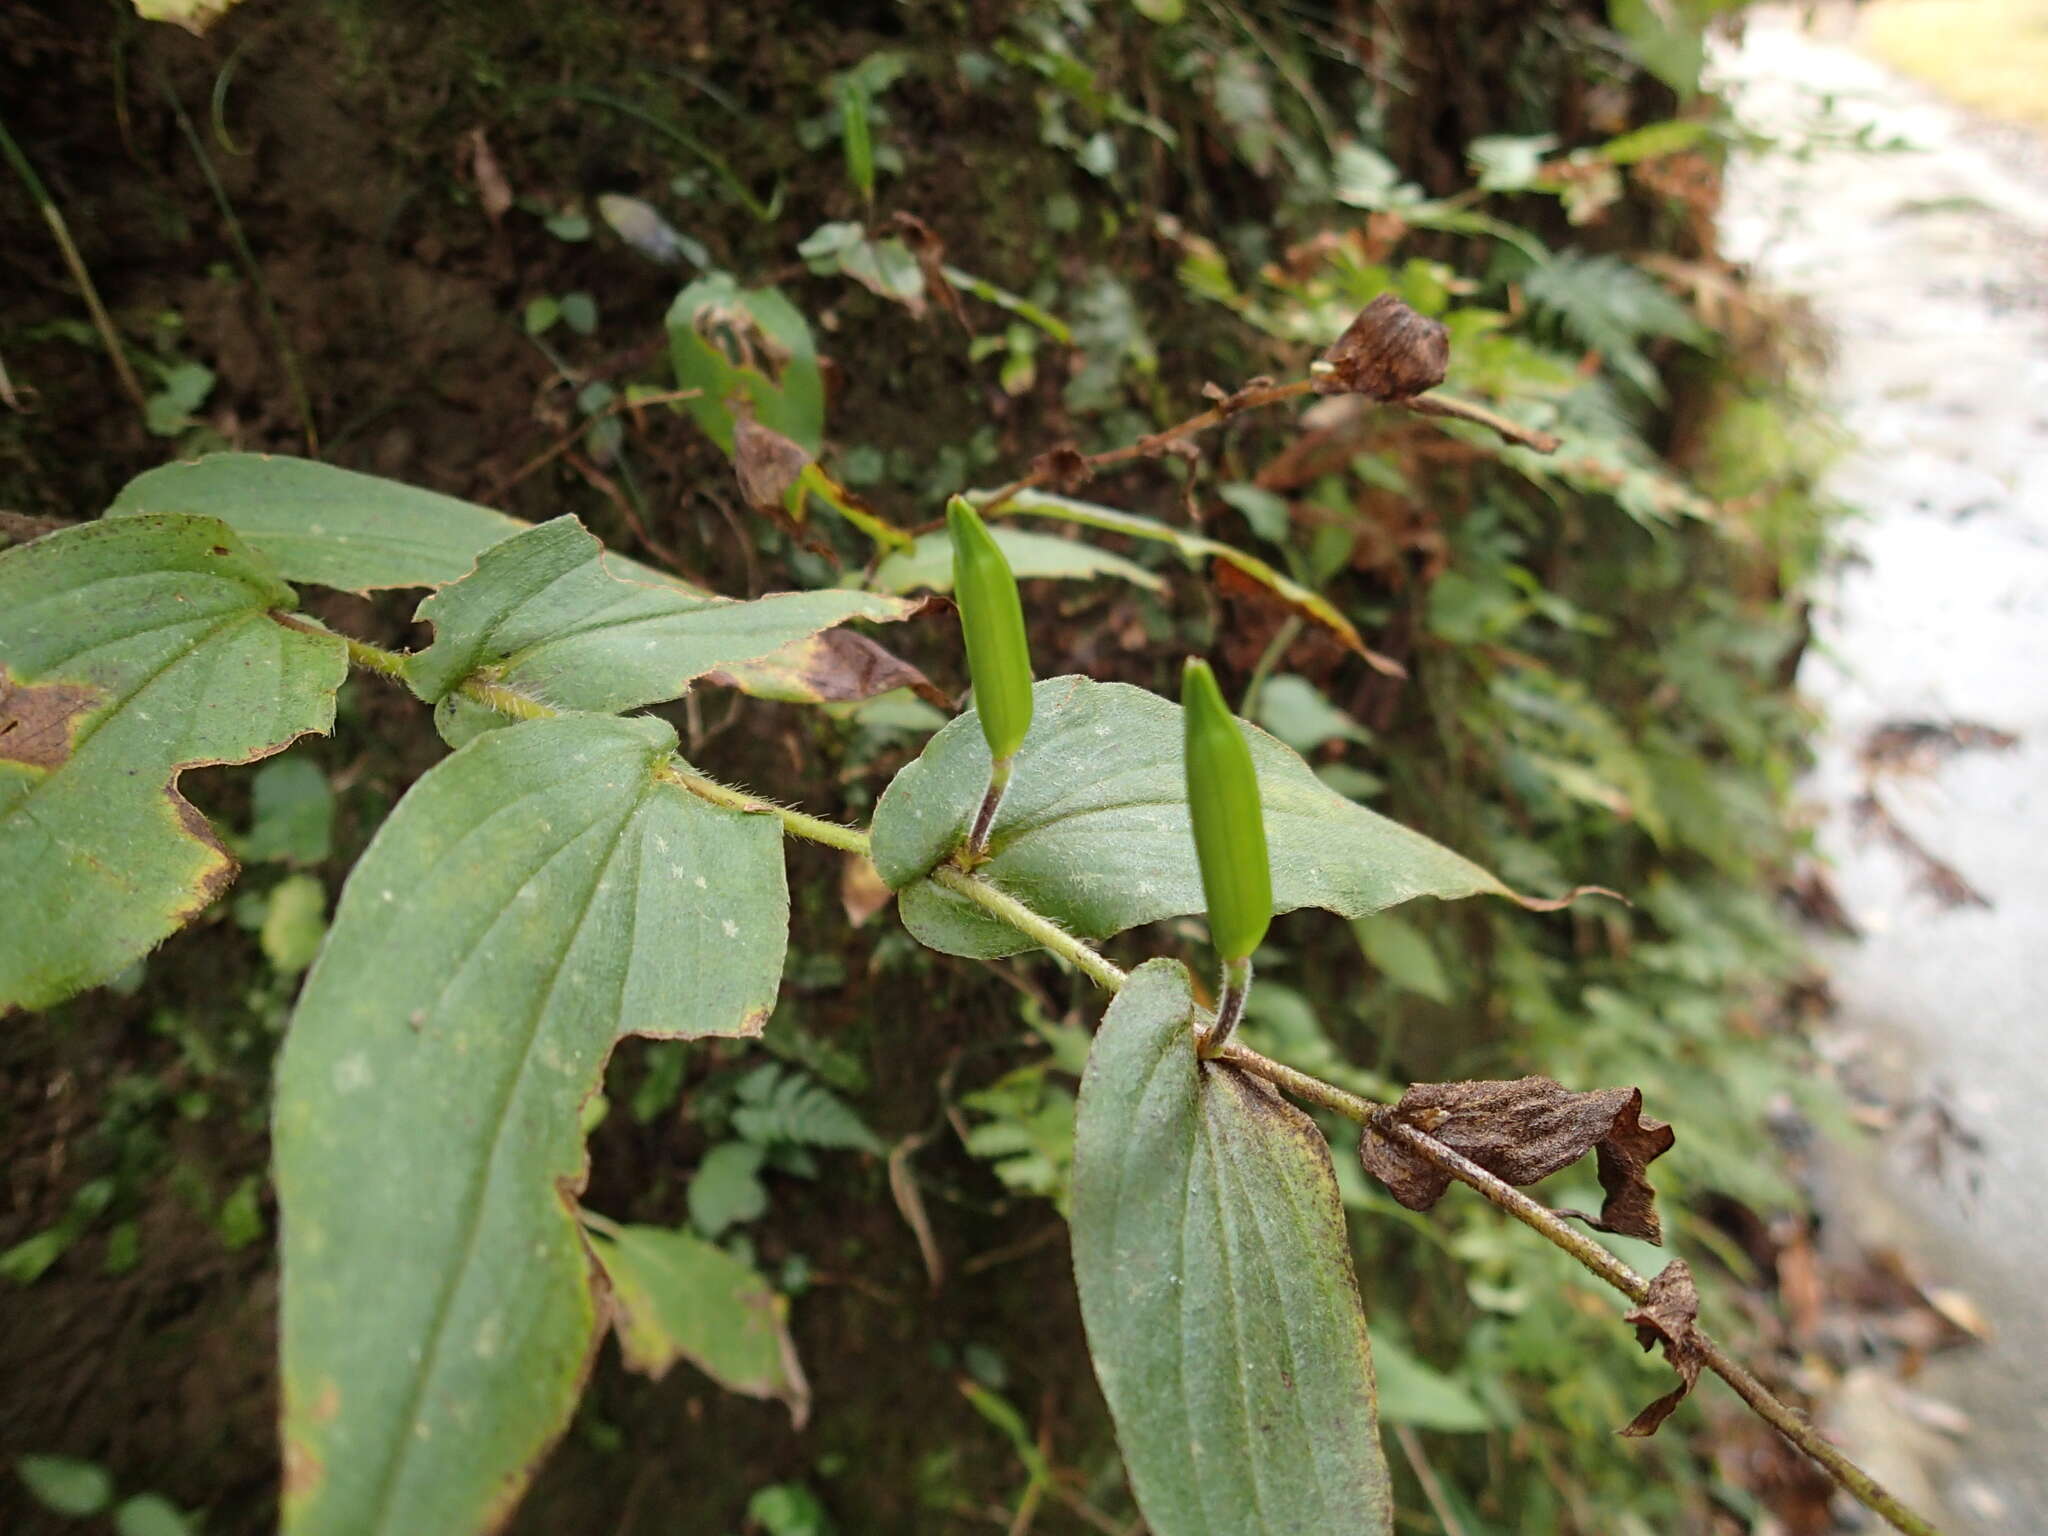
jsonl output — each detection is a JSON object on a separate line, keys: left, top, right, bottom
{"left": 1182, "top": 658, "right": 1273, "bottom": 963}
{"left": 947, "top": 497, "right": 1034, "bottom": 764}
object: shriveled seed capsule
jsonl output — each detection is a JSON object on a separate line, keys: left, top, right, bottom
{"left": 1182, "top": 658, "right": 1272, "bottom": 963}
{"left": 947, "top": 497, "right": 1034, "bottom": 764}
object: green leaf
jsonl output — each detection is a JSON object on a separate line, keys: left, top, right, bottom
{"left": 108, "top": 455, "right": 536, "bottom": 595}
{"left": 1352, "top": 912, "right": 1453, "bottom": 1004}
{"left": 0, "top": 515, "right": 346, "bottom": 1010}
{"left": 587, "top": 1220, "right": 809, "bottom": 1424}
{"left": 260, "top": 874, "right": 328, "bottom": 975}
{"left": 1468, "top": 133, "right": 1559, "bottom": 191}
{"left": 871, "top": 677, "right": 1508, "bottom": 960}
{"left": 1253, "top": 674, "right": 1371, "bottom": 754}
{"left": 113, "top": 1494, "right": 196, "bottom": 1536}
{"left": 240, "top": 755, "right": 335, "bottom": 864}
{"left": 689, "top": 1142, "right": 770, "bottom": 1237}
{"left": 1071, "top": 959, "right": 1393, "bottom": 1535}
{"left": 16, "top": 1454, "right": 113, "bottom": 1516}
{"left": 558, "top": 291, "right": 598, "bottom": 336}
{"left": 1370, "top": 1337, "right": 1490, "bottom": 1432}
{"left": 730, "top": 1063, "right": 881, "bottom": 1153}
{"left": 405, "top": 517, "right": 915, "bottom": 721}
{"left": 748, "top": 1483, "right": 833, "bottom": 1536}
{"left": 274, "top": 713, "right": 786, "bottom": 1536}
{"left": 870, "top": 526, "right": 1163, "bottom": 595}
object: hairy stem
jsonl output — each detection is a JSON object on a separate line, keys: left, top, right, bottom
{"left": 659, "top": 764, "right": 873, "bottom": 856}
{"left": 928, "top": 865, "right": 1127, "bottom": 993}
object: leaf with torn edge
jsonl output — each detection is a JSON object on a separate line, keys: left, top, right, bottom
{"left": 872, "top": 676, "right": 1537, "bottom": 960}
{"left": 405, "top": 517, "right": 917, "bottom": 721}
{"left": 274, "top": 713, "right": 786, "bottom": 1536}
{"left": 1359, "top": 1075, "right": 1675, "bottom": 1242}
{"left": 1620, "top": 1260, "right": 1703, "bottom": 1437}
{"left": 984, "top": 489, "right": 1403, "bottom": 676}
{"left": 586, "top": 1219, "right": 809, "bottom": 1427}
{"left": 1071, "top": 959, "right": 1393, "bottom": 1535}
{"left": 0, "top": 515, "right": 346, "bottom": 1010}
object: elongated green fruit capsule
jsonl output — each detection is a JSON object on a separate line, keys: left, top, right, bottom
{"left": 1182, "top": 658, "right": 1273, "bottom": 963}
{"left": 947, "top": 497, "right": 1034, "bottom": 763}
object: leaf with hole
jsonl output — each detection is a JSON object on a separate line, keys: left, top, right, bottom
{"left": 274, "top": 712, "right": 787, "bottom": 1536}
{"left": 870, "top": 677, "right": 1513, "bottom": 960}
{"left": 667, "top": 277, "right": 824, "bottom": 456}
{"left": 0, "top": 514, "right": 345, "bottom": 1010}
{"left": 1071, "top": 959, "right": 1393, "bottom": 1534}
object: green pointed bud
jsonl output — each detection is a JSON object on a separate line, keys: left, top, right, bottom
{"left": 947, "top": 497, "right": 1034, "bottom": 764}
{"left": 1182, "top": 658, "right": 1273, "bottom": 963}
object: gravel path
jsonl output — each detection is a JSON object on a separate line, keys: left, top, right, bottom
{"left": 1718, "top": 12, "right": 2048, "bottom": 1533}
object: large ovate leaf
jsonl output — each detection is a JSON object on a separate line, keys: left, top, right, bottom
{"left": 1071, "top": 959, "right": 1393, "bottom": 1534}
{"left": 274, "top": 713, "right": 786, "bottom": 1536}
{"left": 406, "top": 517, "right": 916, "bottom": 716}
{"left": 0, "top": 515, "right": 346, "bottom": 1010}
{"left": 869, "top": 525, "right": 1164, "bottom": 595}
{"left": 109, "top": 455, "right": 538, "bottom": 595}
{"left": 586, "top": 1219, "right": 810, "bottom": 1426}
{"left": 871, "top": 676, "right": 1506, "bottom": 959}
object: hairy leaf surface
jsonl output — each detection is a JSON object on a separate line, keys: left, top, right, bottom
{"left": 872, "top": 676, "right": 1505, "bottom": 959}
{"left": 1071, "top": 959, "right": 1392, "bottom": 1535}
{"left": 274, "top": 713, "right": 785, "bottom": 1536}
{"left": 587, "top": 1220, "right": 810, "bottom": 1426}
{"left": 0, "top": 515, "right": 345, "bottom": 1009}
{"left": 406, "top": 517, "right": 916, "bottom": 716}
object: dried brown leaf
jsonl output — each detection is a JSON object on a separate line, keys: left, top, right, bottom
{"left": 893, "top": 212, "right": 967, "bottom": 330}
{"left": 732, "top": 413, "right": 813, "bottom": 513}
{"left": 1360, "top": 1075, "right": 1674, "bottom": 1242}
{"left": 463, "top": 128, "right": 513, "bottom": 225}
{"left": 1620, "top": 1260, "right": 1703, "bottom": 1437}
{"left": 1032, "top": 442, "right": 1094, "bottom": 493}
{"left": 1312, "top": 294, "right": 1449, "bottom": 402}
{"left": 840, "top": 856, "right": 894, "bottom": 928}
